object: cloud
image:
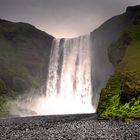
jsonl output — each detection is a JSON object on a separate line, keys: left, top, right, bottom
{"left": 0, "top": 0, "right": 139, "bottom": 38}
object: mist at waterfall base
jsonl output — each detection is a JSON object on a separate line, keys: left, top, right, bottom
{"left": 33, "top": 35, "right": 95, "bottom": 115}
{"left": 11, "top": 34, "right": 97, "bottom": 116}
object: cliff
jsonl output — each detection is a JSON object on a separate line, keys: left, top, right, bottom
{"left": 0, "top": 19, "right": 54, "bottom": 116}
{"left": 97, "top": 5, "right": 140, "bottom": 119}
{"left": 0, "top": 5, "right": 140, "bottom": 118}
{"left": 90, "top": 5, "right": 138, "bottom": 108}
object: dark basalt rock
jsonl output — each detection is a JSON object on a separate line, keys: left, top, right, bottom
{"left": 126, "top": 5, "right": 140, "bottom": 13}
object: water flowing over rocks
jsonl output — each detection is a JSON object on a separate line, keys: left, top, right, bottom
{"left": 32, "top": 35, "right": 94, "bottom": 115}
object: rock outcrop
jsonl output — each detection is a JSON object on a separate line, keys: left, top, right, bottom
{"left": 97, "top": 5, "right": 140, "bottom": 119}
{"left": 0, "top": 19, "right": 54, "bottom": 115}
{"left": 90, "top": 5, "right": 140, "bottom": 109}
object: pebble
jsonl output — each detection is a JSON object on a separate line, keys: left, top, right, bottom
{"left": 0, "top": 114, "right": 139, "bottom": 140}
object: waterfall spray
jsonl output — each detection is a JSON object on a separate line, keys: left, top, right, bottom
{"left": 33, "top": 35, "right": 95, "bottom": 115}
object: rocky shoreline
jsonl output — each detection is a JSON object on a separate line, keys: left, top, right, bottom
{"left": 0, "top": 114, "right": 139, "bottom": 140}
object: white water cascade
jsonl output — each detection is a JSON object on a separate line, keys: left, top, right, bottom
{"left": 33, "top": 35, "right": 95, "bottom": 115}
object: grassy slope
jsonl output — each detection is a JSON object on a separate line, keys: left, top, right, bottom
{"left": 0, "top": 20, "right": 53, "bottom": 116}
{"left": 97, "top": 15, "right": 140, "bottom": 119}
{"left": 0, "top": 36, "right": 30, "bottom": 116}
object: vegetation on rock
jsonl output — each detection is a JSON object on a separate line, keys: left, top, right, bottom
{"left": 97, "top": 13, "right": 140, "bottom": 119}
{"left": 0, "top": 19, "right": 54, "bottom": 116}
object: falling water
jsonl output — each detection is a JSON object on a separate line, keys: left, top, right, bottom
{"left": 33, "top": 35, "right": 95, "bottom": 115}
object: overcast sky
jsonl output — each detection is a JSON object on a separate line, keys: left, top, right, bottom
{"left": 0, "top": 0, "right": 140, "bottom": 38}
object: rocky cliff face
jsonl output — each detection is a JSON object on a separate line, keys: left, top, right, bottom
{"left": 0, "top": 19, "right": 54, "bottom": 115}
{"left": 0, "top": 5, "right": 140, "bottom": 117}
{"left": 90, "top": 5, "right": 139, "bottom": 108}
{"left": 97, "top": 5, "right": 140, "bottom": 119}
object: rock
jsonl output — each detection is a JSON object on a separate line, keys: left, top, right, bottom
{"left": 0, "top": 114, "right": 139, "bottom": 139}
{"left": 0, "top": 20, "right": 54, "bottom": 97}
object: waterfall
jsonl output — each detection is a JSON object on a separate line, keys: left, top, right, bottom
{"left": 11, "top": 33, "right": 114, "bottom": 117}
{"left": 34, "top": 35, "right": 95, "bottom": 115}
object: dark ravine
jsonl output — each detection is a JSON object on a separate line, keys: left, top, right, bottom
{"left": 0, "top": 4, "right": 139, "bottom": 140}
{"left": 0, "top": 5, "right": 139, "bottom": 118}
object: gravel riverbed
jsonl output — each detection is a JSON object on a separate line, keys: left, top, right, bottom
{"left": 0, "top": 114, "right": 139, "bottom": 140}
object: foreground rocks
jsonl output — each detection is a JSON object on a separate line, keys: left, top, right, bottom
{"left": 0, "top": 114, "right": 139, "bottom": 140}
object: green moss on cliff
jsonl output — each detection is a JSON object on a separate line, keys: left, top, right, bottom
{"left": 97, "top": 15, "right": 140, "bottom": 119}
{"left": 97, "top": 72, "right": 140, "bottom": 119}
{"left": 108, "top": 32, "right": 132, "bottom": 66}
{"left": 0, "top": 79, "right": 13, "bottom": 116}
